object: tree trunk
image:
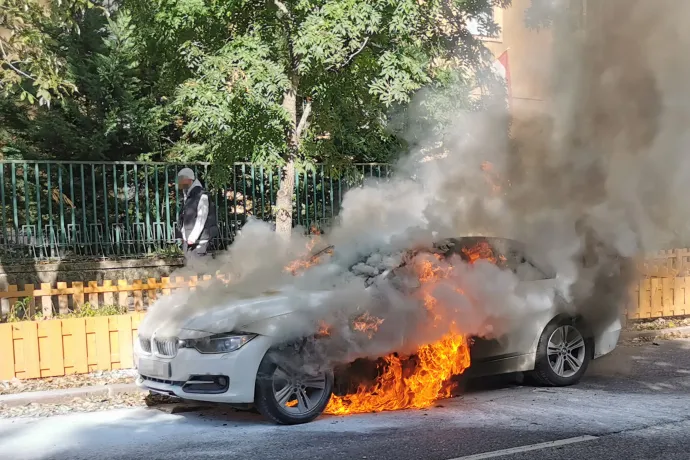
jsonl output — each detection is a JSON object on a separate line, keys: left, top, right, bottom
{"left": 275, "top": 160, "right": 295, "bottom": 236}
{"left": 275, "top": 78, "right": 299, "bottom": 237}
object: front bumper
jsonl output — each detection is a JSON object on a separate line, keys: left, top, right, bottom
{"left": 134, "top": 334, "right": 273, "bottom": 404}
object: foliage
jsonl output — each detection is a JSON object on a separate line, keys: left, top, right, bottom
{"left": 0, "top": 0, "right": 98, "bottom": 106}
{"left": 0, "top": 7, "right": 163, "bottom": 160}
{"left": 1, "top": 0, "right": 515, "bottom": 172}
{"left": 6, "top": 299, "right": 127, "bottom": 323}
{"left": 127, "top": 0, "right": 510, "bottom": 171}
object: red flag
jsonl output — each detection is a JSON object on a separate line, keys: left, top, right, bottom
{"left": 495, "top": 50, "right": 512, "bottom": 108}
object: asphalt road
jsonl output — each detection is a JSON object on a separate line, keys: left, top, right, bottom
{"left": 1, "top": 339, "right": 690, "bottom": 460}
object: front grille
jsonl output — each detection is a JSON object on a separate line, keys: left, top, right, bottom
{"left": 139, "top": 336, "right": 152, "bottom": 353}
{"left": 154, "top": 337, "right": 179, "bottom": 357}
{"left": 140, "top": 375, "right": 184, "bottom": 386}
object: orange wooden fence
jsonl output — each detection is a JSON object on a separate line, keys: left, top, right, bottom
{"left": 630, "top": 277, "right": 689, "bottom": 319}
{"left": 637, "top": 248, "right": 690, "bottom": 277}
{"left": 0, "top": 273, "right": 688, "bottom": 322}
{"left": 0, "top": 274, "right": 229, "bottom": 319}
{"left": 0, "top": 313, "right": 144, "bottom": 380}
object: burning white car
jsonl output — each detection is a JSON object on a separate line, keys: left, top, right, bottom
{"left": 134, "top": 236, "right": 622, "bottom": 425}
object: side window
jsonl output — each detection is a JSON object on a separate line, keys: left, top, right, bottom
{"left": 515, "top": 258, "right": 549, "bottom": 281}
{"left": 509, "top": 250, "right": 554, "bottom": 281}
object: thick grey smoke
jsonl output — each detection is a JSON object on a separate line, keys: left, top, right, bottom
{"left": 142, "top": 0, "right": 690, "bottom": 366}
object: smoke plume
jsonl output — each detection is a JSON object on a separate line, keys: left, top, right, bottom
{"left": 142, "top": 0, "right": 689, "bottom": 367}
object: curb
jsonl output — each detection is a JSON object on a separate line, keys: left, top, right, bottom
{"left": 0, "top": 383, "right": 146, "bottom": 408}
{"left": 621, "top": 325, "right": 690, "bottom": 339}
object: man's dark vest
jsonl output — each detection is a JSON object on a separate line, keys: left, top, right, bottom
{"left": 178, "top": 185, "right": 219, "bottom": 242}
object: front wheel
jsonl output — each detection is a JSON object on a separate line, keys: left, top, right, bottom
{"left": 254, "top": 348, "right": 333, "bottom": 425}
{"left": 528, "top": 319, "right": 591, "bottom": 386}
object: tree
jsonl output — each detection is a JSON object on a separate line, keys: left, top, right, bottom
{"left": 127, "top": 0, "right": 509, "bottom": 236}
{"left": 0, "top": 7, "right": 164, "bottom": 160}
{"left": 0, "top": 0, "right": 99, "bottom": 106}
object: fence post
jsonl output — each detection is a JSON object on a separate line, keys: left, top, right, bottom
{"left": 133, "top": 280, "right": 144, "bottom": 311}
{"left": 73, "top": 281, "right": 85, "bottom": 310}
{"left": 147, "top": 278, "right": 158, "bottom": 307}
{"left": 88, "top": 281, "right": 99, "bottom": 307}
{"left": 0, "top": 324, "right": 14, "bottom": 379}
{"left": 41, "top": 283, "right": 53, "bottom": 318}
{"left": 118, "top": 280, "right": 129, "bottom": 309}
{"left": 57, "top": 282, "right": 69, "bottom": 315}
{"left": 23, "top": 284, "right": 35, "bottom": 318}
{"left": 7, "top": 285, "right": 18, "bottom": 316}
{"left": 161, "top": 277, "right": 171, "bottom": 296}
{"left": 103, "top": 280, "right": 114, "bottom": 305}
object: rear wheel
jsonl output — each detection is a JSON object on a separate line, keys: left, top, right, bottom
{"left": 529, "top": 319, "right": 591, "bottom": 386}
{"left": 254, "top": 348, "right": 333, "bottom": 425}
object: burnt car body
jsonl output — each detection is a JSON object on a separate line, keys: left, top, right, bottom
{"left": 135, "top": 236, "right": 622, "bottom": 425}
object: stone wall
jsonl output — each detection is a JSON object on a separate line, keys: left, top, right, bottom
{"left": 0, "top": 257, "right": 185, "bottom": 289}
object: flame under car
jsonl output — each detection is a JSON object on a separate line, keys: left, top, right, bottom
{"left": 134, "top": 236, "right": 622, "bottom": 425}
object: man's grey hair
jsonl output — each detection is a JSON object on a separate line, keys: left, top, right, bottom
{"left": 177, "top": 168, "right": 195, "bottom": 180}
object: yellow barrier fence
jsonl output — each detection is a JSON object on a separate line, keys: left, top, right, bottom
{"left": 0, "top": 276, "right": 686, "bottom": 321}
{"left": 630, "top": 277, "right": 689, "bottom": 319}
{"left": 0, "top": 274, "right": 228, "bottom": 319}
{"left": 0, "top": 313, "right": 144, "bottom": 380}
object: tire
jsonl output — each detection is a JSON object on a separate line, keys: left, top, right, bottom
{"left": 528, "top": 317, "right": 591, "bottom": 387}
{"left": 254, "top": 347, "right": 334, "bottom": 425}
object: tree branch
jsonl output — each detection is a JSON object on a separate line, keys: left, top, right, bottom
{"left": 0, "top": 40, "right": 35, "bottom": 81}
{"left": 295, "top": 99, "right": 312, "bottom": 141}
{"left": 342, "top": 37, "right": 369, "bottom": 67}
{"left": 273, "top": 0, "right": 290, "bottom": 16}
{"left": 274, "top": 0, "right": 298, "bottom": 73}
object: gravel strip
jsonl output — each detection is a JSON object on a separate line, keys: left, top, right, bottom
{"left": 0, "top": 369, "right": 137, "bottom": 396}
{"left": 0, "top": 392, "right": 180, "bottom": 419}
{"left": 629, "top": 332, "right": 690, "bottom": 343}
{"left": 629, "top": 317, "right": 690, "bottom": 331}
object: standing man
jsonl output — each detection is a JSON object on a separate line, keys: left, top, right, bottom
{"left": 176, "top": 168, "right": 219, "bottom": 257}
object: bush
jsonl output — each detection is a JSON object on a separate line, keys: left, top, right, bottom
{"left": 6, "top": 298, "right": 128, "bottom": 322}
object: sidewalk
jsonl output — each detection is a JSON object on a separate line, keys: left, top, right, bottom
{"left": 0, "top": 382, "right": 144, "bottom": 408}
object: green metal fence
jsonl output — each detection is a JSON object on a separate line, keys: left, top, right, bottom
{"left": 0, "top": 161, "right": 392, "bottom": 261}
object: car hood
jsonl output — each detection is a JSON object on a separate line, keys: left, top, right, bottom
{"left": 177, "top": 288, "right": 332, "bottom": 338}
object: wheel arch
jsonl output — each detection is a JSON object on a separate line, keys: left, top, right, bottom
{"left": 531, "top": 313, "right": 595, "bottom": 362}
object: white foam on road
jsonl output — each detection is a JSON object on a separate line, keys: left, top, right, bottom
{"left": 446, "top": 436, "right": 599, "bottom": 460}
{"left": 1, "top": 384, "right": 690, "bottom": 460}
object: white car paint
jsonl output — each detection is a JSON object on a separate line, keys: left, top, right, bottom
{"left": 134, "top": 332, "right": 272, "bottom": 403}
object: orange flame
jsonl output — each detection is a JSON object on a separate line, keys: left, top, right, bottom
{"left": 317, "top": 321, "right": 332, "bottom": 337}
{"left": 324, "top": 333, "right": 470, "bottom": 415}
{"left": 284, "top": 237, "right": 333, "bottom": 275}
{"left": 481, "top": 161, "right": 510, "bottom": 195}
{"left": 352, "top": 312, "right": 385, "bottom": 339}
{"left": 324, "top": 253, "right": 475, "bottom": 415}
{"left": 461, "top": 241, "right": 507, "bottom": 266}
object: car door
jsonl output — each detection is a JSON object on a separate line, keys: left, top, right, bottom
{"left": 464, "top": 239, "right": 559, "bottom": 365}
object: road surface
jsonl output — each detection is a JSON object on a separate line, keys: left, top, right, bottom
{"left": 1, "top": 339, "right": 689, "bottom": 460}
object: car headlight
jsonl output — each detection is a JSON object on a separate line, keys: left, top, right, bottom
{"left": 185, "top": 333, "right": 256, "bottom": 354}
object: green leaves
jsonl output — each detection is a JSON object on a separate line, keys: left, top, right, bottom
{"left": 173, "top": 34, "right": 292, "bottom": 166}
{"left": 0, "top": 0, "right": 97, "bottom": 105}
{"left": 1, "top": 0, "right": 515, "bottom": 171}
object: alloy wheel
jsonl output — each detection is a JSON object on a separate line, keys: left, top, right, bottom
{"left": 271, "top": 365, "right": 328, "bottom": 415}
{"left": 547, "top": 325, "right": 586, "bottom": 378}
